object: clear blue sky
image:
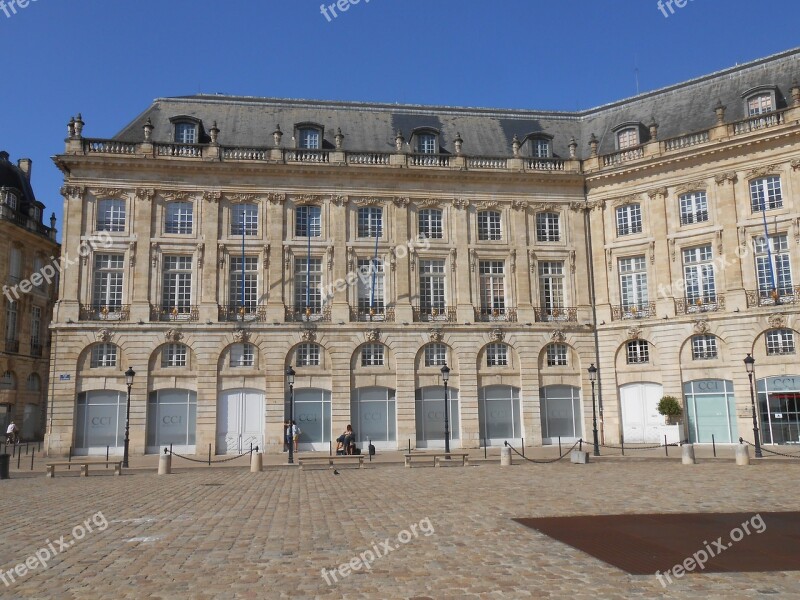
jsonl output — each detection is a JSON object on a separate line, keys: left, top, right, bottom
{"left": 2, "top": 0, "right": 799, "bottom": 240}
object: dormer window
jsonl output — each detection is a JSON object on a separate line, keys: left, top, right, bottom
{"left": 525, "top": 134, "right": 553, "bottom": 158}
{"left": 175, "top": 122, "right": 197, "bottom": 144}
{"left": 299, "top": 127, "right": 321, "bottom": 149}
{"left": 617, "top": 128, "right": 639, "bottom": 149}
{"left": 418, "top": 133, "right": 436, "bottom": 154}
{"left": 747, "top": 94, "right": 774, "bottom": 116}
{"left": 1, "top": 189, "right": 18, "bottom": 210}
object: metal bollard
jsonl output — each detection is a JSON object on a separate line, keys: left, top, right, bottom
{"left": 682, "top": 443, "right": 696, "bottom": 465}
{"left": 712, "top": 434, "right": 716, "bottom": 458}
{"left": 30, "top": 449, "right": 35, "bottom": 470}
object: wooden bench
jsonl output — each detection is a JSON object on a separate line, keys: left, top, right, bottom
{"left": 46, "top": 461, "right": 122, "bottom": 478}
{"left": 298, "top": 455, "right": 365, "bottom": 470}
{"left": 404, "top": 453, "right": 469, "bottom": 468}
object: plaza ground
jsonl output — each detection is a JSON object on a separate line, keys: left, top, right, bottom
{"left": 0, "top": 448, "right": 798, "bottom": 599}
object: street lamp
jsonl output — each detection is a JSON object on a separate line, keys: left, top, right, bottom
{"left": 441, "top": 363, "right": 451, "bottom": 457}
{"left": 286, "top": 365, "right": 296, "bottom": 464}
{"left": 744, "top": 354, "right": 763, "bottom": 458}
{"left": 123, "top": 367, "right": 135, "bottom": 468}
{"left": 588, "top": 363, "right": 599, "bottom": 457}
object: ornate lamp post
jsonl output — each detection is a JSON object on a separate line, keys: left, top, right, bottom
{"left": 123, "top": 367, "right": 135, "bottom": 468}
{"left": 286, "top": 365, "right": 296, "bottom": 464}
{"left": 441, "top": 363, "right": 451, "bottom": 457}
{"left": 744, "top": 354, "right": 763, "bottom": 458}
{"left": 588, "top": 363, "right": 599, "bottom": 456}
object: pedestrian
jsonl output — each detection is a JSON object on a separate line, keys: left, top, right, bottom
{"left": 291, "top": 420, "right": 301, "bottom": 453}
{"left": 5, "top": 420, "right": 18, "bottom": 445}
{"left": 283, "top": 420, "right": 290, "bottom": 452}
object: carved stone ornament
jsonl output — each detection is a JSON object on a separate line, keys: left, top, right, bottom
{"left": 293, "top": 194, "right": 323, "bottom": 206}
{"left": 469, "top": 248, "right": 476, "bottom": 272}
{"left": 428, "top": 328, "right": 443, "bottom": 343}
{"left": 196, "top": 243, "right": 204, "bottom": 267}
{"left": 511, "top": 199, "right": 528, "bottom": 211}
{"left": 714, "top": 172, "right": 737, "bottom": 185}
{"left": 415, "top": 198, "right": 440, "bottom": 209}
{"left": 262, "top": 244, "right": 270, "bottom": 271}
{"left": 165, "top": 329, "right": 183, "bottom": 343}
{"left": 693, "top": 320, "right": 710, "bottom": 334}
{"left": 450, "top": 248, "right": 457, "bottom": 272}
{"left": 586, "top": 199, "right": 605, "bottom": 211}
{"left": 135, "top": 188, "right": 155, "bottom": 201}
{"left": 89, "top": 187, "right": 127, "bottom": 198}
{"left": 675, "top": 180, "right": 707, "bottom": 195}
{"left": 365, "top": 329, "right": 380, "bottom": 342}
{"left": 347, "top": 247, "right": 355, "bottom": 271}
{"left": 326, "top": 246, "right": 334, "bottom": 271}
{"left": 129, "top": 241, "right": 137, "bottom": 267}
{"left": 791, "top": 159, "right": 800, "bottom": 171}
{"left": 218, "top": 244, "right": 225, "bottom": 267}
{"left": 452, "top": 198, "right": 470, "bottom": 210}
{"left": 227, "top": 192, "right": 258, "bottom": 204}
{"left": 477, "top": 200, "right": 499, "bottom": 210}
{"left": 606, "top": 248, "right": 613, "bottom": 271}
{"left": 160, "top": 190, "right": 193, "bottom": 201}
{"left": 768, "top": 314, "right": 787, "bottom": 329}
{"left": 569, "top": 250, "right": 576, "bottom": 273}
{"left": 268, "top": 192, "right": 287, "bottom": 205}
{"left": 331, "top": 194, "right": 347, "bottom": 206}
{"left": 300, "top": 329, "right": 316, "bottom": 342}
{"left": 60, "top": 185, "right": 86, "bottom": 200}
{"left": 646, "top": 187, "right": 668, "bottom": 200}
{"left": 284, "top": 247, "right": 292, "bottom": 270}
{"left": 489, "top": 328, "right": 504, "bottom": 342}
{"left": 96, "top": 329, "right": 113, "bottom": 342}
{"left": 569, "top": 201, "right": 586, "bottom": 212}
{"left": 232, "top": 329, "right": 249, "bottom": 343}
{"left": 627, "top": 325, "right": 643, "bottom": 340}
{"left": 203, "top": 190, "right": 222, "bottom": 203}
{"left": 613, "top": 194, "right": 640, "bottom": 207}
{"left": 354, "top": 196, "right": 384, "bottom": 206}
{"left": 746, "top": 164, "right": 779, "bottom": 180}
{"left": 392, "top": 196, "right": 410, "bottom": 208}
{"left": 150, "top": 242, "right": 159, "bottom": 269}
{"left": 511, "top": 249, "right": 517, "bottom": 271}
{"left": 528, "top": 249, "right": 536, "bottom": 272}
{"left": 669, "top": 238, "right": 677, "bottom": 262}
{"left": 649, "top": 241, "right": 655, "bottom": 264}
{"left": 551, "top": 329, "right": 566, "bottom": 343}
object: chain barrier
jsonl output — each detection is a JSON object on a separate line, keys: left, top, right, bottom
{"left": 504, "top": 439, "right": 583, "bottom": 464}
{"left": 739, "top": 438, "right": 800, "bottom": 459}
{"left": 165, "top": 447, "right": 257, "bottom": 464}
{"left": 595, "top": 440, "right": 685, "bottom": 451}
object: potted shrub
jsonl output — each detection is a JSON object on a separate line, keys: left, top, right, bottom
{"left": 658, "top": 396, "right": 683, "bottom": 425}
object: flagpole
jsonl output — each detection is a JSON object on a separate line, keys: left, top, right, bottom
{"left": 241, "top": 208, "right": 245, "bottom": 319}
{"left": 761, "top": 196, "right": 779, "bottom": 304}
{"left": 370, "top": 214, "right": 379, "bottom": 320}
{"left": 306, "top": 215, "right": 311, "bottom": 317}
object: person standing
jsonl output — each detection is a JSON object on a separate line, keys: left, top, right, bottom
{"left": 6, "top": 420, "right": 18, "bottom": 444}
{"left": 283, "top": 420, "right": 290, "bottom": 452}
{"left": 291, "top": 420, "right": 301, "bottom": 453}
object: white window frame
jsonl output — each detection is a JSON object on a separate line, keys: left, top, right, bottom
{"left": 486, "top": 343, "right": 509, "bottom": 367}
{"left": 750, "top": 177, "right": 782, "bottom": 212}
{"left": 682, "top": 245, "right": 716, "bottom": 304}
{"left": 175, "top": 122, "right": 197, "bottom": 144}
{"left": 417, "top": 133, "right": 437, "bottom": 154}
{"left": 747, "top": 93, "right": 774, "bottom": 116}
{"left": 617, "top": 128, "right": 639, "bottom": 149}
{"left": 766, "top": 329, "right": 795, "bottom": 356}
{"left": 230, "top": 343, "right": 255, "bottom": 368}
{"left": 229, "top": 256, "right": 259, "bottom": 309}
{"left": 536, "top": 212, "right": 560, "bottom": 242}
{"left": 546, "top": 343, "right": 568, "bottom": 367}
{"left": 679, "top": 191, "right": 708, "bottom": 225}
{"left": 357, "top": 207, "right": 383, "bottom": 238}
{"left": 361, "top": 343, "right": 385, "bottom": 367}
{"left": 418, "top": 209, "right": 443, "bottom": 239}
{"left": 531, "top": 138, "right": 551, "bottom": 158}
{"left": 296, "top": 343, "right": 321, "bottom": 367}
{"left": 626, "top": 340, "right": 650, "bottom": 364}
{"left": 619, "top": 256, "right": 648, "bottom": 309}
{"left": 616, "top": 204, "right": 642, "bottom": 236}
{"left": 479, "top": 260, "right": 505, "bottom": 313}
{"left": 90, "top": 343, "right": 117, "bottom": 368}
{"left": 754, "top": 234, "right": 793, "bottom": 297}
{"left": 295, "top": 205, "right": 322, "bottom": 237}
{"left": 162, "top": 343, "right": 188, "bottom": 368}
{"left": 162, "top": 256, "right": 193, "bottom": 311}
{"left": 298, "top": 128, "right": 320, "bottom": 150}
{"left": 477, "top": 211, "right": 502, "bottom": 241}
{"left": 691, "top": 335, "right": 718, "bottom": 360}
{"left": 92, "top": 254, "right": 124, "bottom": 308}
{"left": 96, "top": 198, "right": 126, "bottom": 232}
{"left": 164, "top": 201, "right": 194, "bottom": 235}
{"left": 294, "top": 257, "right": 323, "bottom": 312}
{"left": 419, "top": 259, "right": 446, "bottom": 312}
{"left": 424, "top": 343, "right": 447, "bottom": 367}
{"left": 357, "top": 258, "right": 384, "bottom": 312}
{"left": 231, "top": 204, "right": 258, "bottom": 236}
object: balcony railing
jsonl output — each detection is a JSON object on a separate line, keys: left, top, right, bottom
{"left": 412, "top": 306, "right": 456, "bottom": 323}
{"left": 150, "top": 305, "right": 199, "bottom": 322}
{"left": 4, "top": 339, "right": 19, "bottom": 354}
{"left": 732, "top": 110, "right": 785, "bottom": 135}
{"left": 526, "top": 158, "right": 565, "bottom": 171}
{"left": 746, "top": 287, "right": 800, "bottom": 308}
{"left": 602, "top": 146, "right": 644, "bottom": 167}
{"left": 350, "top": 306, "right": 396, "bottom": 322}
{"left": 221, "top": 146, "right": 269, "bottom": 161}
{"left": 83, "top": 139, "right": 137, "bottom": 154}
{"left": 218, "top": 305, "right": 267, "bottom": 322}
{"left": 155, "top": 143, "right": 203, "bottom": 158}
{"left": 349, "top": 152, "right": 392, "bottom": 165}
{"left": 30, "top": 342, "right": 42, "bottom": 357}
{"left": 467, "top": 156, "right": 508, "bottom": 170}
{"left": 611, "top": 302, "right": 656, "bottom": 321}
{"left": 285, "top": 305, "right": 331, "bottom": 322}
{"left": 533, "top": 306, "right": 578, "bottom": 322}
{"left": 410, "top": 154, "right": 451, "bottom": 167}
{"left": 474, "top": 307, "right": 518, "bottom": 322}
{"left": 285, "top": 149, "right": 330, "bottom": 163}
{"left": 664, "top": 130, "right": 710, "bottom": 151}
{"left": 675, "top": 295, "right": 724, "bottom": 314}
{"left": 79, "top": 305, "right": 130, "bottom": 321}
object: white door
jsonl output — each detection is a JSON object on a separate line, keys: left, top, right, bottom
{"left": 620, "top": 383, "right": 663, "bottom": 443}
{"left": 216, "top": 389, "right": 264, "bottom": 454}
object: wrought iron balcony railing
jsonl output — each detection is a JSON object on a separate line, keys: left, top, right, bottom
{"left": 5, "top": 339, "right": 19, "bottom": 353}
{"left": 675, "top": 295, "right": 724, "bottom": 314}
{"left": 412, "top": 306, "right": 456, "bottom": 323}
{"left": 611, "top": 302, "right": 656, "bottom": 321}
{"left": 475, "top": 307, "right": 518, "bottom": 322}
{"left": 746, "top": 287, "right": 800, "bottom": 308}
{"left": 285, "top": 305, "right": 331, "bottom": 323}
{"left": 150, "top": 305, "right": 199, "bottom": 322}
{"left": 30, "top": 342, "right": 42, "bottom": 357}
{"left": 218, "top": 305, "right": 267, "bottom": 322}
{"left": 350, "top": 306, "right": 395, "bottom": 322}
{"left": 533, "top": 306, "right": 578, "bottom": 322}
{"left": 79, "top": 305, "right": 130, "bottom": 321}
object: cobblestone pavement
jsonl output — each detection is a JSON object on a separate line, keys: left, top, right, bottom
{"left": 1, "top": 458, "right": 799, "bottom": 599}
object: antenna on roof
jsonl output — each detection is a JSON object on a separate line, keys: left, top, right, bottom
{"left": 634, "top": 54, "right": 640, "bottom": 95}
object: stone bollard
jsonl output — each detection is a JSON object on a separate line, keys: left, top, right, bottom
{"left": 570, "top": 450, "right": 590, "bottom": 464}
{"left": 251, "top": 452, "right": 263, "bottom": 473}
{"left": 735, "top": 445, "right": 750, "bottom": 466}
{"left": 158, "top": 453, "right": 171, "bottom": 475}
{"left": 500, "top": 446, "right": 512, "bottom": 466}
{"left": 682, "top": 443, "right": 696, "bottom": 465}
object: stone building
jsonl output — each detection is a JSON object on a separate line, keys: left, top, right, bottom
{"left": 47, "top": 48, "right": 800, "bottom": 457}
{"left": 0, "top": 151, "right": 60, "bottom": 441}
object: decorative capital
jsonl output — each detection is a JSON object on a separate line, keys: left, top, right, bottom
{"left": 489, "top": 328, "right": 504, "bottom": 342}
{"left": 300, "top": 329, "right": 316, "bottom": 342}
{"left": 714, "top": 172, "right": 737, "bottom": 186}
{"left": 693, "top": 319, "right": 710, "bottom": 334}
{"left": 791, "top": 159, "right": 800, "bottom": 171}
{"left": 135, "top": 187, "right": 155, "bottom": 201}
{"left": 627, "top": 325, "right": 642, "bottom": 340}
{"left": 392, "top": 196, "right": 410, "bottom": 208}
{"left": 452, "top": 197, "right": 470, "bottom": 210}
{"left": 674, "top": 180, "right": 707, "bottom": 196}
{"left": 161, "top": 190, "right": 193, "bottom": 201}
{"left": 89, "top": 187, "right": 127, "bottom": 198}
{"left": 60, "top": 185, "right": 86, "bottom": 200}
{"left": 511, "top": 199, "right": 528, "bottom": 211}
{"left": 331, "top": 194, "right": 347, "bottom": 206}
{"left": 646, "top": 187, "right": 668, "bottom": 200}
{"left": 232, "top": 329, "right": 249, "bottom": 343}
{"left": 746, "top": 164, "right": 780, "bottom": 180}
{"left": 226, "top": 192, "right": 258, "bottom": 204}
{"left": 268, "top": 192, "right": 286, "bottom": 205}
{"left": 203, "top": 190, "right": 222, "bottom": 203}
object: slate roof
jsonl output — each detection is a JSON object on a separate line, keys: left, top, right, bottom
{"left": 114, "top": 48, "right": 800, "bottom": 160}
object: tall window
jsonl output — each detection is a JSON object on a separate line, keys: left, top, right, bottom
{"left": 0, "top": 372, "right": 14, "bottom": 390}
{"left": 298, "top": 128, "right": 320, "bottom": 149}
{"left": 295, "top": 206, "right": 321, "bottom": 237}
{"left": 754, "top": 234, "right": 793, "bottom": 297}
{"left": 296, "top": 343, "right": 321, "bottom": 367}
{"left": 231, "top": 204, "right": 258, "bottom": 236}
{"left": 229, "top": 257, "right": 258, "bottom": 309}
{"left": 419, "top": 260, "right": 446, "bottom": 312}
{"left": 357, "top": 207, "right": 383, "bottom": 238}
{"left": 361, "top": 343, "right": 385, "bottom": 367}
{"left": 538, "top": 262, "right": 564, "bottom": 313}
{"left": 357, "top": 258, "right": 384, "bottom": 312}
{"left": 92, "top": 254, "right": 124, "bottom": 308}
{"left": 31, "top": 306, "right": 41, "bottom": 347}
{"left": 26, "top": 374, "right": 41, "bottom": 392}
{"left": 486, "top": 343, "right": 509, "bottom": 367}
{"left": 90, "top": 343, "right": 117, "bottom": 368}
{"left": 418, "top": 209, "right": 443, "bottom": 239}
{"left": 679, "top": 192, "right": 708, "bottom": 225}
{"left": 230, "top": 343, "right": 255, "bottom": 367}
{"left": 294, "top": 258, "right": 322, "bottom": 312}
{"left": 691, "top": 335, "right": 718, "bottom": 360}
{"left": 5, "top": 300, "right": 17, "bottom": 342}
{"left": 165, "top": 202, "right": 193, "bottom": 234}
{"left": 417, "top": 133, "right": 436, "bottom": 154}
{"left": 479, "top": 261, "right": 505, "bottom": 313}
{"left": 683, "top": 245, "right": 716, "bottom": 304}
{"left": 531, "top": 138, "right": 551, "bottom": 158}
{"left": 536, "top": 212, "right": 560, "bottom": 242}
{"left": 617, "top": 128, "right": 639, "bottom": 149}
{"left": 96, "top": 199, "right": 126, "bottom": 232}
{"left": 175, "top": 123, "right": 197, "bottom": 144}
{"left": 619, "top": 256, "right": 648, "bottom": 309}
{"left": 747, "top": 94, "right": 773, "bottom": 116}
{"left": 162, "top": 256, "right": 193, "bottom": 311}
{"left": 766, "top": 329, "right": 795, "bottom": 356}
{"left": 9, "top": 246, "right": 21, "bottom": 281}
{"left": 546, "top": 343, "right": 568, "bottom": 366}
{"left": 1, "top": 190, "right": 18, "bottom": 209}
{"left": 626, "top": 340, "right": 650, "bottom": 364}
{"left": 750, "top": 177, "right": 782, "bottom": 212}
{"left": 616, "top": 204, "right": 642, "bottom": 236}
{"left": 162, "top": 343, "right": 188, "bottom": 368}
{"left": 424, "top": 343, "right": 447, "bottom": 367}
{"left": 477, "top": 211, "right": 501, "bottom": 241}
{"left": 33, "top": 257, "right": 44, "bottom": 291}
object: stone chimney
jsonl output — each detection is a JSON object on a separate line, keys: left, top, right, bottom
{"left": 17, "top": 158, "right": 32, "bottom": 179}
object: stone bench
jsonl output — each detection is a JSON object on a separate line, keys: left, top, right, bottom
{"left": 298, "top": 455, "right": 365, "bottom": 470}
{"left": 404, "top": 453, "right": 469, "bottom": 468}
{"left": 46, "top": 461, "right": 122, "bottom": 478}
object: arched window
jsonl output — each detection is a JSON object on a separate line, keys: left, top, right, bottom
{"left": 486, "top": 343, "right": 509, "bottom": 367}
{"left": 766, "top": 329, "right": 795, "bottom": 356}
{"left": 90, "top": 343, "right": 118, "bottom": 368}
{"left": 230, "top": 343, "right": 255, "bottom": 367}
{"left": 424, "top": 343, "right": 447, "bottom": 367}
{"left": 691, "top": 335, "right": 718, "bottom": 360}
{"left": 162, "top": 343, "right": 189, "bottom": 368}
{"left": 296, "top": 343, "right": 321, "bottom": 367}
{"left": 361, "top": 343, "right": 385, "bottom": 367}
{"left": 26, "top": 373, "right": 41, "bottom": 392}
{"left": 546, "top": 343, "right": 568, "bottom": 366}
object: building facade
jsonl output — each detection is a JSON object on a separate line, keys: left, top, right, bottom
{"left": 0, "top": 152, "right": 60, "bottom": 441}
{"left": 47, "top": 49, "right": 800, "bottom": 456}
